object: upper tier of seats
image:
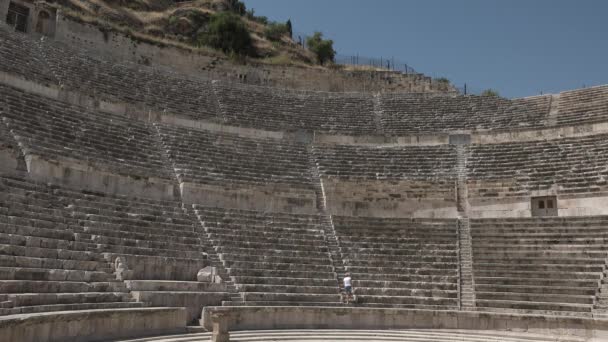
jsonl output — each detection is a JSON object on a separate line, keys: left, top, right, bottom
{"left": 2, "top": 26, "right": 607, "bottom": 135}
{"left": 212, "top": 81, "right": 377, "bottom": 135}
{"left": 194, "top": 206, "right": 340, "bottom": 306}
{"left": 379, "top": 93, "right": 552, "bottom": 133}
{"left": 0, "top": 175, "right": 207, "bottom": 316}
{"left": 156, "top": 124, "right": 314, "bottom": 190}
{"left": 471, "top": 217, "right": 608, "bottom": 315}
{"left": 0, "top": 27, "right": 219, "bottom": 121}
{"left": 557, "top": 85, "right": 608, "bottom": 126}
{"left": 0, "top": 84, "right": 172, "bottom": 181}
{"left": 313, "top": 145, "right": 457, "bottom": 180}
{"left": 0, "top": 27, "right": 56, "bottom": 86}
{"left": 467, "top": 134, "right": 608, "bottom": 197}
{"left": 334, "top": 216, "right": 459, "bottom": 309}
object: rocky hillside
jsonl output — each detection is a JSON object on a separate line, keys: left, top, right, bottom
{"left": 55, "top": 0, "right": 317, "bottom": 65}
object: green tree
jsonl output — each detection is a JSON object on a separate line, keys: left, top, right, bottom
{"left": 306, "top": 32, "right": 336, "bottom": 65}
{"left": 481, "top": 89, "right": 500, "bottom": 97}
{"left": 227, "top": 0, "right": 246, "bottom": 15}
{"left": 198, "top": 12, "right": 254, "bottom": 56}
{"left": 286, "top": 19, "right": 293, "bottom": 38}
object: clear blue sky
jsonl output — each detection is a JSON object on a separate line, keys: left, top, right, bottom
{"left": 244, "top": 0, "right": 608, "bottom": 98}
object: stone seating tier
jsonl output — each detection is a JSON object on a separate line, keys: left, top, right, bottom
{"left": 467, "top": 134, "right": 608, "bottom": 197}
{"left": 314, "top": 145, "right": 457, "bottom": 180}
{"left": 193, "top": 206, "right": 342, "bottom": 306}
{"left": 157, "top": 124, "right": 314, "bottom": 190}
{"left": 333, "top": 216, "right": 459, "bottom": 309}
{"left": 557, "top": 85, "right": 608, "bottom": 125}
{"left": 379, "top": 93, "right": 552, "bottom": 133}
{"left": 0, "top": 84, "right": 172, "bottom": 181}
{"left": 0, "top": 28, "right": 57, "bottom": 86}
{"left": 0, "top": 175, "right": 211, "bottom": 317}
{"left": 212, "top": 81, "right": 377, "bottom": 135}
{"left": 0, "top": 27, "right": 219, "bottom": 122}
{"left": 470, "top": 217, "right": 608, "bottom": 314}
{"left": 2, "top": 26, "right": 608, "bottom": 136}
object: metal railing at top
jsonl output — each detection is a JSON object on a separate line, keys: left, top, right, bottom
{"left": 334, "top": 54, "right": 418, "bottom": 75}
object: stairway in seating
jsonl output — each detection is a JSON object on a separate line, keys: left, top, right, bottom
{"left": 189, "top": 206, "right": 243, "bottom": 305}
{"left": 456, "top": 144, "right": 475, "bottom": 310}
{"left": 592, "top": 260, "right": 608, "bottom": 318}
{"left": 309, "top": 146, "right": 347, "bottom": 296}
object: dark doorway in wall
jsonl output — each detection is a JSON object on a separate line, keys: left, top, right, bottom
{"left": 6, "top": 2, "right": 30, "bottom": 33}
{"left": 531, "top": 196, "right": 558, "bottom": 217}
{"left": 35, "top": 10, "right": 50, "bottom": 34}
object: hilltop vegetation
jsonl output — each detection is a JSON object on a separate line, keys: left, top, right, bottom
{"left": 54, "top": 0, "right": 332, "bottom": 66}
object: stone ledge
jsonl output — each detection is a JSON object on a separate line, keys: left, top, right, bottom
{"left": 0, "top": 307, "right": 187, "bottom": 342}
{"left": 201, "top": 306, "right": 608, "bottom": 340}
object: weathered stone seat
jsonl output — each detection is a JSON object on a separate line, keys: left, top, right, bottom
{"left": 212, "top": 81, "right": 376, "bottom": 134}
{"left": 470, "top": 217, "right": 608, "bottom": 315}
{"left": 334, "top": 216, "right": 459, "bottom": 310}
{"left": 194, "top": 206, "right": 341, "bottom": 306}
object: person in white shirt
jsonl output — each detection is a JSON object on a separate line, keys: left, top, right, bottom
{"left": 343, "top": 273, "right": 353, "bottom": 303}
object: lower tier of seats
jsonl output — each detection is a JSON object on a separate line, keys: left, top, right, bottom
{"left": 0, "top": 307, "right": 187, "bottom": 342}
{"left": 114, "top": 329, "right": 587, "bottom": 342}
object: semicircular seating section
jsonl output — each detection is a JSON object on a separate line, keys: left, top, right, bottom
{"left": 470, "top": 217, "right": 608, "bottom": 315}
{"left": 212, "top": 81, "right": 377, "bottom": 135}
{"left": 193, "top": 206, "right": 341, "bottom": 306}
{"left": 0, "top": 84, "right": 172, "bottom": 182}
{"left": 467, "top": 134, "right": 608, "bottom": 198}
{"left": 156, "top": 123, "right": 314, "bottom": 191}
{"left": 557, "top": 85, "right": 608, "bottom": 125}
{"left": 114, "top": 329, "right": 588, "bottom": 342}
{"left": 0, "top": 175, "right": 210, "bottom": 316}
{"left": 379, "top": 93, "right": 552, "bottom": 134}
{"left": 313, "top": 144, "right": 458, "bottom": 217}
{"left": 333, "top": 216, "right": 459, "bottom": 309}
{"left": 0, "top": 28, "right": 57, "bottom": 86}
{"left": 0, "top": 26, "right": 219, "bottom": 122}
{"left": 314, "top": 144, "right": 457, "bottom": 180}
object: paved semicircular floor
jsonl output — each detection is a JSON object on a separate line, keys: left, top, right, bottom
{"left": 115, "top": 329, "right": 588, "bottom": 342}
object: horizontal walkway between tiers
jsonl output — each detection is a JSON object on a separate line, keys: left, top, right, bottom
{"left": 115, "top": 329, "right": 587, "bottom": 342}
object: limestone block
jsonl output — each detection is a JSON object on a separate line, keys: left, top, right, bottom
{"left": 198, "top": 267, "right": 221, "bottom": 284}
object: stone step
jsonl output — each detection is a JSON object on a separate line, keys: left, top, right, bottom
{"left": 0, "top": 301, "right": 147, "bottom": 316}
{"left": 473, "top": 270, "right": 602, "bottom": 280}
{"left": 473, "top": 262, "right": 605, "bottom": 272}
{"left": 109, "top": 329, "right": 588, "bottom": 342}
{"left": 6, "top": 292, "right": 134, "bottom": 307}
{"left": 209, "top": 239, "right": 328, "bottom": 252}
{"left": 225, "top": 261, "right": 333, "bottom": 273}
{"left": 229, "top": 269, "right": 336, "bottom": 280}
{"left": 475, "top": 299, "right": 593, "bottom": 312}
{"left": 0, "top": 280, "right": 127, "bottom": 293}
{"left": 0, "top": 266, "right": 115, "bottom": 282}
{"left": 216, "top": 246, "right": 329, "bottom": 259}
{"left": 242, "top": 292, "right": 341, "bottom": 303}
{"left": 232, "top": 276, "right": 337, "bottom": 287}
{"left": 475, "top": 291, "right": 595, "bottom": 305}
{"left": 220, "top": 253, "right": 330, "bottom": 266}
{"left": 355, "top": 294, "right": 458, "bottom": 306}
{"left": 0, "top": 254, "right": 112, "bottom": 272}
{"left": 237, "top": 284, "right": 338, "bottom": 294}
{"left": 125, "top": 280, "right": 227, "bottom": 292}
{"left": 475, "top": 284, "right": 597, "bottom": 296}
{"left": 354, "top": 287, "right": 458, "bottom": 298}
{"left": 354, "top": 280, "right": 457, "bottom": 290}
{"left": 342, "top": 254, "right": 456, "bottom": 263}
{"left": 345, "top": 265, "right": 458, "bottom": 276}
{"left": 475, "top": 276, "right": 599, "bottom": 287}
